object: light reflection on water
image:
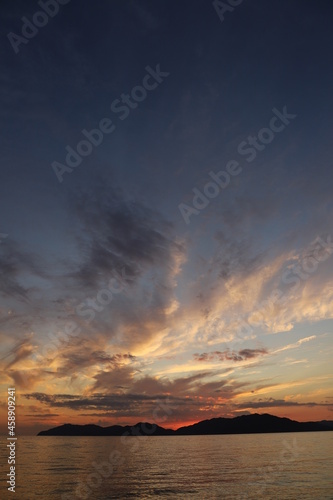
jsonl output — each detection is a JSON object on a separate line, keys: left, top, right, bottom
{"left": 0, "top": 432, "right": 332, "bottom": 499}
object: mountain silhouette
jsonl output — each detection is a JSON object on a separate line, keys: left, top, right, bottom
{"left": 38, "top": 413, "right": 333, "bottom": 436}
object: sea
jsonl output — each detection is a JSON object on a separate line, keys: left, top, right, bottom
{"left": 1, "top": 432, "right": 332, "bottom": 499}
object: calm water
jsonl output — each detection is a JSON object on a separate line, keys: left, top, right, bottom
{"left": 1, "top": 432, "right": 332, "bottom": 499}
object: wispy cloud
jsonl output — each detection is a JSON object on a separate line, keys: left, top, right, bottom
{"left": 272, "top": 336, "right": 316, "bottom": 354}
{"left": 193, "top": 348, "right": 268, "bottom": 362}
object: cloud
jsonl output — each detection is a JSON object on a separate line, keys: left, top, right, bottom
{"left": 23, "top": 369, "right": 249, "bottom": 423}
{"left": 0, "top": 240, "right": 45, "bottom": 301}
{"left": 69, "top": 184, "right": 184, "bottom": 289}
{"left": 1, "top": 333, "right": 35, "bottom": 369}
{"left": 7, "top": 369, "right": 42, "bottom": 390}
{"left": 193, "top": 348, "right": 268, "bottom": 362}
{"left": 235, "top": 398, "right": 333, "bottom": 409}
{"left": 24, "top": 414, "right": 60, "bottom": 418}
{"left": 272, "top": 336, "right": 316, "bottom": 354}
{"left": 46, "top": 184, "right": 187, "bottom": 353}
{"left": 53, "top": 340, "right": 137, "bottom": 375}
{"left": 92, "top": 365, "right": 138, "bottom": 392}
{"left": 0, "top": 183, "right": 188, "bottom": 370}
{"left": 23, "top": 391, "right": 333, "bottom": 425}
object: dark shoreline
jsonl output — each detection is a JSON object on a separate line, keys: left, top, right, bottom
{"left": 38, "top": 413, "right": 333, "bottom": 436}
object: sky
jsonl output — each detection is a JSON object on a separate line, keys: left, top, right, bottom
{"left": 0, "top": 0, "right": 333, "bottom": 435}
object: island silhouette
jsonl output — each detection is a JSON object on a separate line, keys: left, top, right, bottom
{"left": 38, "top": 413, "right": 333, "bottom": 436}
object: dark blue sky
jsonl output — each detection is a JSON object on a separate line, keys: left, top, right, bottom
{"left": 1, "top": 0, "right": 333, "bottom": 433}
